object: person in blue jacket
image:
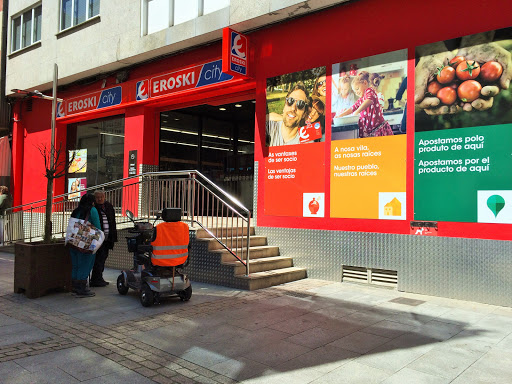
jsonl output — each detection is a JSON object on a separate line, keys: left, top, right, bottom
{"left": 69, "top": 193, "right": 101, "bottom": 298}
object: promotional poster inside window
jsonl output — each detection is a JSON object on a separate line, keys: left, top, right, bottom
{"left": 264, "top": 67, "right": 327, "bottom": 218}
{"left": 414, "top": 27, "right": 512, "bottom": 224}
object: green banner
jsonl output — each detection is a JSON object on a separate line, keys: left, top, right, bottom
{"left": 414, "top": 124, "right": 512, "bottom": 222}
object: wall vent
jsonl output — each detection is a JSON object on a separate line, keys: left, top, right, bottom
{"left": 342, "top": 265, "right": 397, "bottom": 288}
{"left": 26, "top": 98, "right": 32, "bottom": 112}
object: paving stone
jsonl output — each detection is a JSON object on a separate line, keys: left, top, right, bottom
{"left": 134, "top": 366, "right": 159, "bottom": 377}
{"left": 381, "top": 367, "right": 451, "bottom": 384}
{"left": 309, "top": 360, "right": 390, "bottom": 384}
{"left": 157, "top": 366, "right": 178, "bottom": 377}
{"left": 277, "top": 344, "right": 359, "bottom": 374}
{"left": 118, "top": 359, "right": 142, "bottom": 369}
{"left": 406, "top": 345, "right": 486, "bottom": 380}
{"left": 152, "top": 375, "right": 177, "bottom": 384}
{"left": 209, "top": 356, "right": 270, "bottom": 381}
{"left": 242, "top": 340, "right": 311, "bottom": 367}
{"left": 328, "top": 331, "right": 391, "bottom": 354}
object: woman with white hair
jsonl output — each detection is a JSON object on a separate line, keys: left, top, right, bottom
{"left": 90, "top": 190, "right": 118, "bottom": 286}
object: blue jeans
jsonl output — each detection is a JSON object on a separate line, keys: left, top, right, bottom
{"left": 70, "top": 248, "right": 96, "bottom": 280}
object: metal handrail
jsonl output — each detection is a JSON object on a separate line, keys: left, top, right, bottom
{"left": 1, "top": 170, "right": 251, "bottom": 275}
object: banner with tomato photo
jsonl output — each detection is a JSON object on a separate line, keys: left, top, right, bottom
{"left": 330, "top": 49, "right": 408, "bottom": 220}
{"left": 264, "top": 67, "right": 326, "bottom": 217}
{"left": 414, "top": 27, "right": 512, "bottom": 223}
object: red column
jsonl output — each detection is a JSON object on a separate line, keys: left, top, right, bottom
{"left": 11, "top": 102, "right": 24, "bottom": 207}
{"left": 122, "top": 105, "right": 159, "bottom": 215}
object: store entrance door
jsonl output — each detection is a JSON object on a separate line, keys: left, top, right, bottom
{"left": 159, "top": 100, "right": 255, "bottom": 211}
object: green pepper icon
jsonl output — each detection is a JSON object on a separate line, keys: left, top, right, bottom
{"left": 487, "top": 195, "right": 505, "bottom": 218}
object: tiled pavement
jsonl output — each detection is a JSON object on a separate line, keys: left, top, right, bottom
{"left": 1, "top": 250, "right": 512, "bottom": 383}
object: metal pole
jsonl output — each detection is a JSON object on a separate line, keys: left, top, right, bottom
{"left": 246, "top": 213, "right": 251, "bottom": 276}
{"left": 50, "top": 64, "right": 57, "bottom": 172}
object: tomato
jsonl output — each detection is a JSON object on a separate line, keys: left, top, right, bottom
{"left": 449, "top": 56, "right": 465, "bottom": 67}
{"left": 437, "top": 87, "right": 457, "bottom": 105}
{"left": 427, "top": 81, "right": 442, "bottom": 96}
{"left": 457, "top": 80, "right": 482, "bottom": 103}
{"left": 436, "top": 66, "right": 456, "bottom": 84}
{"left": 448, "top": 83, "right": 458, "bottom": 90}
{"left": 456, "top": 60, "right": 480, "bottom": 80}
{"left": 480, "top": 61, "right": 503, "bottom": 82}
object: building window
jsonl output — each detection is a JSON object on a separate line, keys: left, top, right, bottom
{"left": 60, "top": 0, "right": 100, "bottom": 31}
{"left": 11, "top": 4, "right": 42, "bottom": 53}
{"left": 143, "top": 0, "right": 230, "bottom": 36}
{"left": 66, "top": 115, "right": 125, "bottom": 189}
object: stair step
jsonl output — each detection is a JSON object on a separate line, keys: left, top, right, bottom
{"left": 211, "top": 245, "right": 280, "bottom": 262}
{"left": 236, "top": 267, "right": 307, "bottom": 290}
{"left": 223, "top": 256, "right": 293, "bottom": 275}
{"left": 196, "top": 227, "right": 255, "bottom": 239}
{"left": 200, "top": 236, "right": 267, "bottom": 251}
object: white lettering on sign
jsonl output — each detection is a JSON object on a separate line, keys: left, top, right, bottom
{"left": 68, "top": 96, "right": 97, "bottom": 113}
{"left": 102, "top": 91, "right": 116, "bottom": 105}
{"left": 153, "top": 72, "right": 195, "bottom": 94}
{"left": 204, "top": 64, "right": 222, "bottom": 81}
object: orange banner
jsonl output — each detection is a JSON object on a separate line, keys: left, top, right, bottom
{"left": 330, "top": 135, "right": 407, "bottom": 219}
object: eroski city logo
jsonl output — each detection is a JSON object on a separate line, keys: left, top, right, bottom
{"left": 56, "top": 102, "right": 65, "bottom": 118}
{"left": 136, "top": 80, "right": 149, "bottom": 101}
{"left": 231, "top": 32, "right": 247, "bottom": 59}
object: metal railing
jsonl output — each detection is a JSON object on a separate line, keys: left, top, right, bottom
{"left": 1, "top": 170, "right": 251, "bottom": 275}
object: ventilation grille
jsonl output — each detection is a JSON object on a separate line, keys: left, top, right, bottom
{"left": 26, "top": 98, "right": 33, "bottom": 112}
{"left": 342, "top": 265, "right": 397, "bottom": 288}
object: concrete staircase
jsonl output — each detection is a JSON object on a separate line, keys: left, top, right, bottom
{"left": 195, "top": 227, "right": 307, "bottom": 290}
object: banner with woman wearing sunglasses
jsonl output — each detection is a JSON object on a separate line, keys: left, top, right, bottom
{"left": 264, "top": 67, "right": 326, "bottom": 217}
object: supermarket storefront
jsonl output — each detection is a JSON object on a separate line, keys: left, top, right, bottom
{"left": 10, "top": 0, "right": 512, "bottom": 306}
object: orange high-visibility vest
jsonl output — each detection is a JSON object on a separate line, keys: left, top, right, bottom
{"left": 151, "top": 222, "right": 189, "bottom": 267}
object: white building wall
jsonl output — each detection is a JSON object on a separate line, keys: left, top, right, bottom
{"left": 6, "top": 0, "right": 349, "bottom": 93}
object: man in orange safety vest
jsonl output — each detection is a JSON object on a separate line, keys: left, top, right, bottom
{"left": 151, "top": 208, "right": 189, "bottom": 267}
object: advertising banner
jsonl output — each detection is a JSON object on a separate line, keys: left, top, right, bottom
{"left": 68, "top": 178, "right": 87, "bottom": 200}
{"left": 414, "top": 27, "right": 512, "bottom": 223}
{"left": 330, "top": 50, "right": 408, "bottom": 219}
{"left": 264, "top": 67, "right": 326, "bottom": 217}
{"left": 68, "top": 149, "right": 87, "bottom": 173}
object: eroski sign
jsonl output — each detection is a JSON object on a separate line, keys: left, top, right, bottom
{"left": 57, "top": 59, "right": 235, "bottom": 117}
{"left": 222, "top": 28, "right": 249, "bottom": 77}
{"left": 64, "top": 86, "right": 122, "bottom": 116}
{"left": 147, "top": 59, "right": 233, "bottom": 99}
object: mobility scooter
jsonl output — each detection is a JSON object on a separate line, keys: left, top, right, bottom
{"left": 117, "top": 208, "right": 192, "bottom": 307}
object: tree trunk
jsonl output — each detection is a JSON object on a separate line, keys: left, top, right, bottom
{"left": 44, "top": 177, "right": 53, "bottom": 243}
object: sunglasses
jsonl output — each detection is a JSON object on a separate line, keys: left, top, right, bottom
{"left": 316, "top": 80, "right": 326, "bottom": 87}
{"left": 285, "top": 97, "right": 307, "bottom": 110}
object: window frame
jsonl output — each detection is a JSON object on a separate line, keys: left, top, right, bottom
{"left": 59, "top": 0, "right": 100, "bottom": 32}
{"left": 142, "top": 0, "right": 230, "bottom": 36}
{"left": 11, "top": 3, "right": 42, "bottom": 54}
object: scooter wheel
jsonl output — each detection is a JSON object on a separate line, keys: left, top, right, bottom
{"left": 117, "top": 274, "right": 129, "bottom": 295}
{"left": 140, "top": 283, "right": 154, "bottom": 307}
{"left": 179, "top": 286, "right": 192, "bottom": 302}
